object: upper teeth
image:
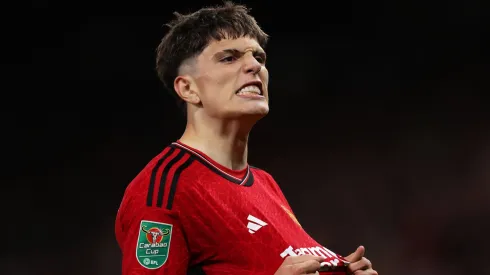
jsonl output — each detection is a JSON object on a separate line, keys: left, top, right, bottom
{"left": 237, "top": 85, "right": 261, "bottom": 95}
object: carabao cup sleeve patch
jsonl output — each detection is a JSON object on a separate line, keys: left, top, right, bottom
{"left": 135, "top": 220, "right": 173, "bottom": 269}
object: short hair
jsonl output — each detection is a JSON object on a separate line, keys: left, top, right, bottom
{"left": 155, "top": 1, "right": 269, "bottom": 111}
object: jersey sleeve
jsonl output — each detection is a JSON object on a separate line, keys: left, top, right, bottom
{"left": 118, "top": 204, "right": 190, "bottom": 275}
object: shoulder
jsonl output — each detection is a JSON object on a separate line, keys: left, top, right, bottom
{"left": 250, "top": 166, "right": 276, "bottom": 182}
{"left": 250, "top": 165, "right": 288, "bottom": 199}
{"left": 117, "top": 145, "right": 201, "bottom": 215}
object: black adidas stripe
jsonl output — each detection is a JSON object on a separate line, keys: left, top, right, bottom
{"left": 156, "top": 150, "right": 187, "bottom": 207}
{"left": 166, "top": 157, "right": 194, "bottom": 210}
{"left": 147, "top": 147, "right": 176, "bottom": 206}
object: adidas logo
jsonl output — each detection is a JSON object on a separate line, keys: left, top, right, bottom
{"left": 247, "top": 214, "right": 267, "bottom": 234}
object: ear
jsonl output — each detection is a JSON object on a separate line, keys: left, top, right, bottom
{"left": 174, "top": 75, "right": 201, "bottom": 105}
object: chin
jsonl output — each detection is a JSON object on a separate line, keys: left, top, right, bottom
{"left": 224, "top": 106, "right": 269, "bottom": 120}
{"left": 244, "top": 104, "right": 269, "bottom": 117}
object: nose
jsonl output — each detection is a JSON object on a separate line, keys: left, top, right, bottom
{"left": 242, "top": 53, "right": 262, "bottom": 75}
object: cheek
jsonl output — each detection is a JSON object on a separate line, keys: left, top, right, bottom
{"left": 196, "top": 67, "right": 237, "bottom": 104}
{"left": 206, "top": 74, "right": 235, "bottom": 98}
{"left": 260, "top": 69, "right": 270, "bottom": 97}
{"left": 198, "top": 80, "right": 230, "bottom": 106}
{"left": 260, "top": 68, "right": 269, "bottom": 85}
{"left": 196, "top": 74, "right": 220, "bottom": 99}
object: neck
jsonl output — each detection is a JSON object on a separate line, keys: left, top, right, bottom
{"left": 179, "top": 115, "right": 256, "bottom": 171}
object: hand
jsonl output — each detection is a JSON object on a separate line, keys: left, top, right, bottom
{"left": 274, "top": 255, "right": 325, "bottom": 275}
{"left": 344, "top": 246, "right": 378, "bottom": 275}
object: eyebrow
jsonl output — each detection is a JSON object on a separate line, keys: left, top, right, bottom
{"left": 213, "top": 48, "right": 267, "bottom": 60}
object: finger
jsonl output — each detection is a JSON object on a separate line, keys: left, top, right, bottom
{"left": 344, "top": 246, "right": 365, "bottom": 262}
{"left": 305, "top": 272, "right": 320, "bottom": 275}
{"left": 290, "top": 259, "right": 321, "bottom": 274}
{"left": 353, "top": 268, "right": 378, "bottom": 275}
{"left": 286, "top": 254, "right": 325, "bottom": 265}
{"left": 347, "top": 257, "right": 372, "bottom": 272}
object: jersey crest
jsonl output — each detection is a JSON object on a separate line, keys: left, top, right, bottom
{"left": 281, "top": 205, "right": 301, "bottom": 227}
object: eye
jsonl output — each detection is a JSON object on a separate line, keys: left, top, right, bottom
{"left": 220, "top": 56, "right": 236, "bottom": 63}
{"left": 255, "top": 55, "right": 266, "bottom": 64}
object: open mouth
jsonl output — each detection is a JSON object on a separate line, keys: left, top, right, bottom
{"left": 235, "top": 84, "right": 263, "bottom": 96}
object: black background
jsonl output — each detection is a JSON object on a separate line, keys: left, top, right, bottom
{"left": 7, "top": 1, "right": 490, "bottom": 274}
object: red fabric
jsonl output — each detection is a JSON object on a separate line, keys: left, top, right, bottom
{"left": 115, "top": 142, "right": 348, "bottom": 274}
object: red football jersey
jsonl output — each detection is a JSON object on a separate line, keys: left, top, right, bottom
{"left": 115, "top": 141, "right": 349, "bottom": 274}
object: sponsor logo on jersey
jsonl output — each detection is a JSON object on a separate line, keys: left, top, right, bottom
{"left": 136, "top": 220, "right": 172, "bottom": 269}
{"left": 280, "top": 245, "right": 350, "bottom": 270}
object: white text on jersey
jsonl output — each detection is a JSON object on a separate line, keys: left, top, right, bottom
{"left": 280, "top": 245, "right": 349, "bottom": 268}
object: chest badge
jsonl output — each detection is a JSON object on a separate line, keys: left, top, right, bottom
{"left": 281, "top": 205, "right": 302, "bottom": 227}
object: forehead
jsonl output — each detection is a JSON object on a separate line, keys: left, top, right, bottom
{"left": 200, "top": 36, "right": 264, "bottom": 57}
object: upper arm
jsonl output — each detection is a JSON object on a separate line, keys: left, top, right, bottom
{"left": 119, "top": 205, "right": 190, "bottom": 275}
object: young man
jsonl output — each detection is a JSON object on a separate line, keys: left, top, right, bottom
{"left": 115, "top": 2, "right": 378, "bottom": 275}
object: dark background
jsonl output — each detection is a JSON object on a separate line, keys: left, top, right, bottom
{"left": 9, "top": 0, "right": 489, "bottom": 274}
